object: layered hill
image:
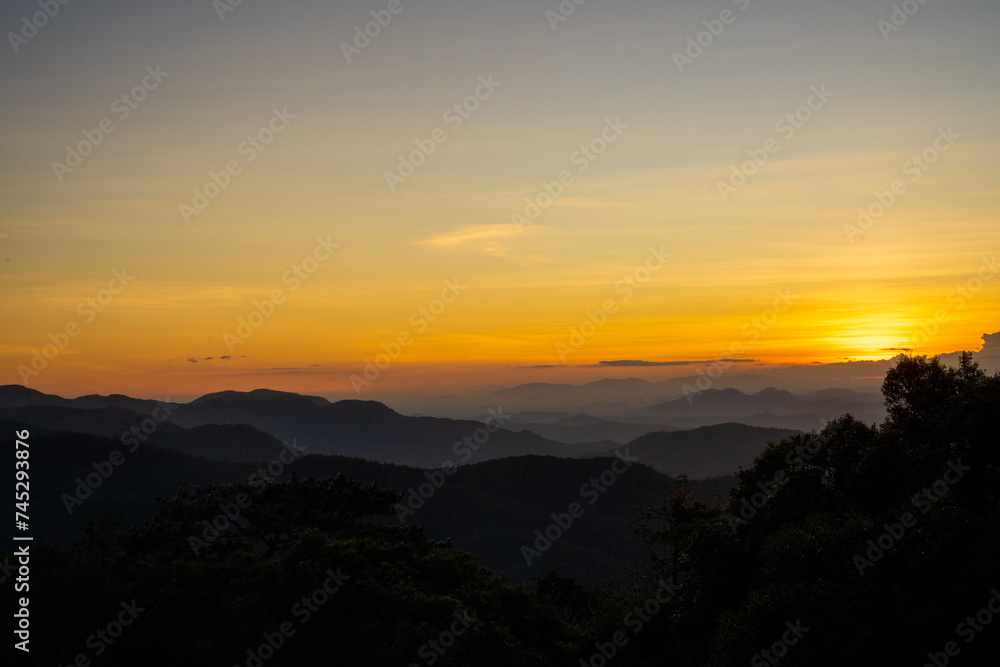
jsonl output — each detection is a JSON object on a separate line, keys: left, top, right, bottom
{"left": 0, "top": 386, "right": 599, "bottom": 469}
{"left": 0, "top": 386, "right": 812, "bottom": 479}
{"left": 0, "top": 427, "right": 731, "bottom": 585}
{"left": 589, "top": 423, "right": 800, "bottom": 478}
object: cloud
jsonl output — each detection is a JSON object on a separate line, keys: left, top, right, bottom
{"left": 978, "top": 331, "right": 1000, "bottom": 355}
{"left": 176, "top": 355, "right": 245, "bottom": 363}
{"left": 595, "top": 359, "right": 758, "bottom": 367}
{"left": 418, "top": 224, "right": 527, "bottom": 255}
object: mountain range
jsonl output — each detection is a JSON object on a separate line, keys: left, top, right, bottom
{"left": 0, "top": 382, "right": 884, "bottom": 585}
{"left": 389, "top": 374, "right": 887, "bottom": 423}
{"left": 0, "top": 385, "right": 815, "bottom": 476}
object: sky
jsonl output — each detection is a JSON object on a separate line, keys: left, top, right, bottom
{"left": 1, "top": 0, "right": 998, "bottom": 401}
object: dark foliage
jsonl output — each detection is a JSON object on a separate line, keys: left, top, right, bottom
{"left": 624, "top": 354, "right": 1000, "bottom": 665}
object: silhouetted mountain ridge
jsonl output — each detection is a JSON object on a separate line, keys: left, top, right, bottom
{"left": 170, "top": 390, "right": 595, "bottom": 467}
{"left": 0, "top": 384, "right": 176, "bottom": 415}
{"left": 2, "top": 386, "right": 814, "bottom": 477}
{"left": 591, "top": 423, "right": 801, "bottom": 478}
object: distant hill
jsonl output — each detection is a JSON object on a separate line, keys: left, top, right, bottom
{"left": 1, "top": 386, "right": 818, "bottom": 478}
{"left": 0, "top": 386, "right": 600, "bottom": 468}
{"left": 151, "top": 423, "right": 294, "bottom": 462}
{"left": 636, "top": 386, "right": 885, "bottom": 429}
{"left": 0, "top": 384, "right": 178, "bottom": 415}
{"left": 0, "top": 405, "right": 184, "bottom": 439}
{"left": 0, "top": 430, "right": 256, "bottom": 544}
{"left": 502, "top": 416, "right": 681, "bottom": 445}
{"left": 0, "top": 405, "right": 289, "bottom": 463}
{"left": 0, "top": 429, "right": 731, "bottom": 586}
{"left": 169, "top": 389, "right": 596, "bottom": 467}
{"left": 486, "top": 378, "right": 660, "bottom": 406}
{"left": 591, "top": 423, "right": 801, "bottom": 478}
{"left": 0, "top": 384, "right": 70, "bottom": 408}
{"left": 390, "top": 374, "right": 886, "bottom": 419}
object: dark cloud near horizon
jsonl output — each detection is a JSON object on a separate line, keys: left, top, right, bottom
{"left": 180, "top": 356, "right": 245, "bottom": 363}
{"left": 979, "top": 332, "right": 1000, "bottom": 355}
{"left": 596, "top": 359, "right": 758, "bottom": 367}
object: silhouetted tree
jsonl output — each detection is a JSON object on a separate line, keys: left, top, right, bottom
{"left": 628, "top": 354, "right": 1000, "bottom": 666}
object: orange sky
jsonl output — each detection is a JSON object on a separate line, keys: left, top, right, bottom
{"left": 1, "top": 1, "right": 998, "bottom": 400}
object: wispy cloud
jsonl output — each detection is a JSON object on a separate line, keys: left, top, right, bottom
{"left": 418, "top": 224, "right": 531, "bottom": 256}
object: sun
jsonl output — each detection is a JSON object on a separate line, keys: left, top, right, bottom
{"left": 825, "top": 326, "right": 913, "bottom": 362}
